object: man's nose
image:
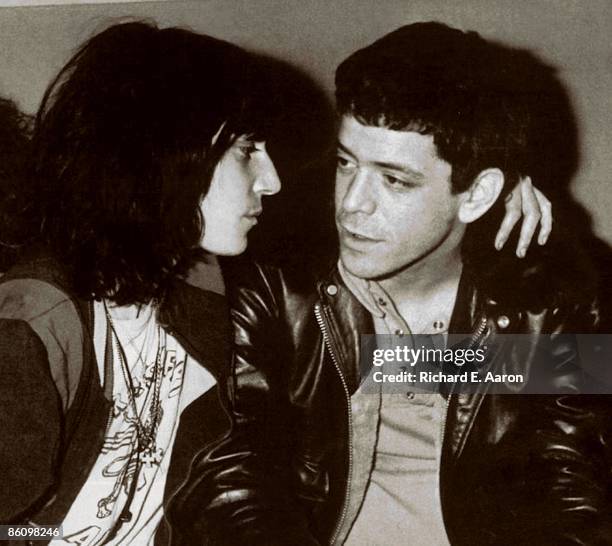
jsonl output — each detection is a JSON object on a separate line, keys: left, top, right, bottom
{"left": 340, "top": 168, "right": 375, "bottom": 215}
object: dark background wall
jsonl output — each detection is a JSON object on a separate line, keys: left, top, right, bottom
{"left": 0, "top": 0, "right": 610, "bottom": 244}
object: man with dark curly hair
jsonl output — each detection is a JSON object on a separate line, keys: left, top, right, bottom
{"left": 172, "top": 22, "right": 610, "bottom": 546}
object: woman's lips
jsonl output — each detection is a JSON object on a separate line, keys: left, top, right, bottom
{"left": 243, "top": 209, "right": 263, "bottom": 225}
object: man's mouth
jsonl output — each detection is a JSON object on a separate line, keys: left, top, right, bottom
{"left": 348, "top": 231, "right": 372, "bottom": 241}
{"left": 339, "top": 224, "right": 382, "bottom": 244}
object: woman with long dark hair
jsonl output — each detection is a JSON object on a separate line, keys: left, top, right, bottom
{"left": 0, "top": 21, "right": 279, "bottom": 544}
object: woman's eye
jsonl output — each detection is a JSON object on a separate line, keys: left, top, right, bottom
{"left": 238, "top": 144, "right": 258, "bottom": 159}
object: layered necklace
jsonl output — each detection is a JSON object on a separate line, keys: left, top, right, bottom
{"left": 95, "top": 301, "right": 171, "bottom": 539}
{"left": 103, "top": 301, "right": 165, "bottom": 461}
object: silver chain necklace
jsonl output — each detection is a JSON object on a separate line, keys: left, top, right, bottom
{"left": 104, "top": 302, "right": 164, "bottom": 459}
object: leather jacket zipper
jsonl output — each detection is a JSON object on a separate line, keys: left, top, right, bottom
{"left": 437, "top": 392, "right": 451, "bottom": 541}
{"left": 314, "top": 303, "right": 353, "bottom": 545}
{"left": 439, "top": 317, "right": 486, "bottom": 451}
{"left": 439, "top": 394, "right": 451, "bottom": 456}
{"left": 469, "top": 316, "right": 488, "bottom": 347}
{"left": 438, "top": 316, "right": 486, "bottom": 526}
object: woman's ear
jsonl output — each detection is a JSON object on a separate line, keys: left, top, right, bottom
{"left": 458, "top": 168, "right": 505, "bottom": 224}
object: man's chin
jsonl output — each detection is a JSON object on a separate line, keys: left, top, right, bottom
{"left": 339, "top": 251, "right": 384, "bottom": 281}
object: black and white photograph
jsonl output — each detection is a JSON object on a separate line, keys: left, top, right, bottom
{"left": 0, "top": 1, "right": 611, "bottom": 544}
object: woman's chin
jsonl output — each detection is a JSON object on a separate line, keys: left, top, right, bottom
{"left": 200, "top": 238, "right": 247, "bottom": 257}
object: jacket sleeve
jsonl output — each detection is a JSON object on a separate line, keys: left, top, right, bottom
{"left": 0, "top": 319, "right": 62, "bottom": 523}
{"left": 537, "top": 309, "right": 612, "bottom": 545}
{"left": 532, "top": 394, "right": 612, "bottom": 545}
{"left": 169, "top": 261, "right": 320, "bottom": 546}
{"left": 507, "top": 308, "right": 612, "bottom": 545}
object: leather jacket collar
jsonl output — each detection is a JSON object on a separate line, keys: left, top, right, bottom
{"left": 314, "top": 265, "right": 518, "bottom": 461}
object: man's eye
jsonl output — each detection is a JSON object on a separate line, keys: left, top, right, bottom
{"left": 384, "top": 174, "right": 415, "bottom": 189}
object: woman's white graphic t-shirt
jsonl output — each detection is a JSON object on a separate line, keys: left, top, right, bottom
{"left": 50, "top": 301, "right": 215, "bottom": 546}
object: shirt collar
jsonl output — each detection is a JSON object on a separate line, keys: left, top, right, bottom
{"left": 338, "top": 259, "right": 394, "bottom": 319}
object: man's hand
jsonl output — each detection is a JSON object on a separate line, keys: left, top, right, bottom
{"left": 494, "top": 176, "right": 552, "bottom": 258}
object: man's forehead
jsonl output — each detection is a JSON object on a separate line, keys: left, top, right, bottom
{"left": 337, "top": 115, "right": 443, "bottom": 171}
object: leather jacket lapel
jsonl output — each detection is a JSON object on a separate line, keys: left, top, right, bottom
{"left": 317, "top": 267, "right": 505, "bottom": 461}
{"left": 316, "top": 270, "right": 374, "bottom": 395}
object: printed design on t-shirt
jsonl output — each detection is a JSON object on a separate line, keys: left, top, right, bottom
{"left": 166, "top": 348, "right": 184, "bottom": 398}
{"left": 52, "top": 303, "right": 198, "bottom": 546}
{"left": 60, "top": 525, "right": 102, "bottom": 545}
{"left": 93, "top": 342, "right": 186, "bottom": 521}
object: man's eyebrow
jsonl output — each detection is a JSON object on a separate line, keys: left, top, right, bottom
{"left": 374, "top": 160, "right": 425, "bottom": 180}
{"left": 337, "top": 141, "right": 425, "bottom": 179}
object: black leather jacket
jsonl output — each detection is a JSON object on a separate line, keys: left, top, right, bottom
{"left": 170, "top": 258, "right": 611, "bottom": 546}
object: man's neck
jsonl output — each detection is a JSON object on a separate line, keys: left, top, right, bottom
{"left": 379, "top": 246, "right": 463, "bottom": 303}
{"left": 377, "top": 246, "right": 463, "bottom": 334}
